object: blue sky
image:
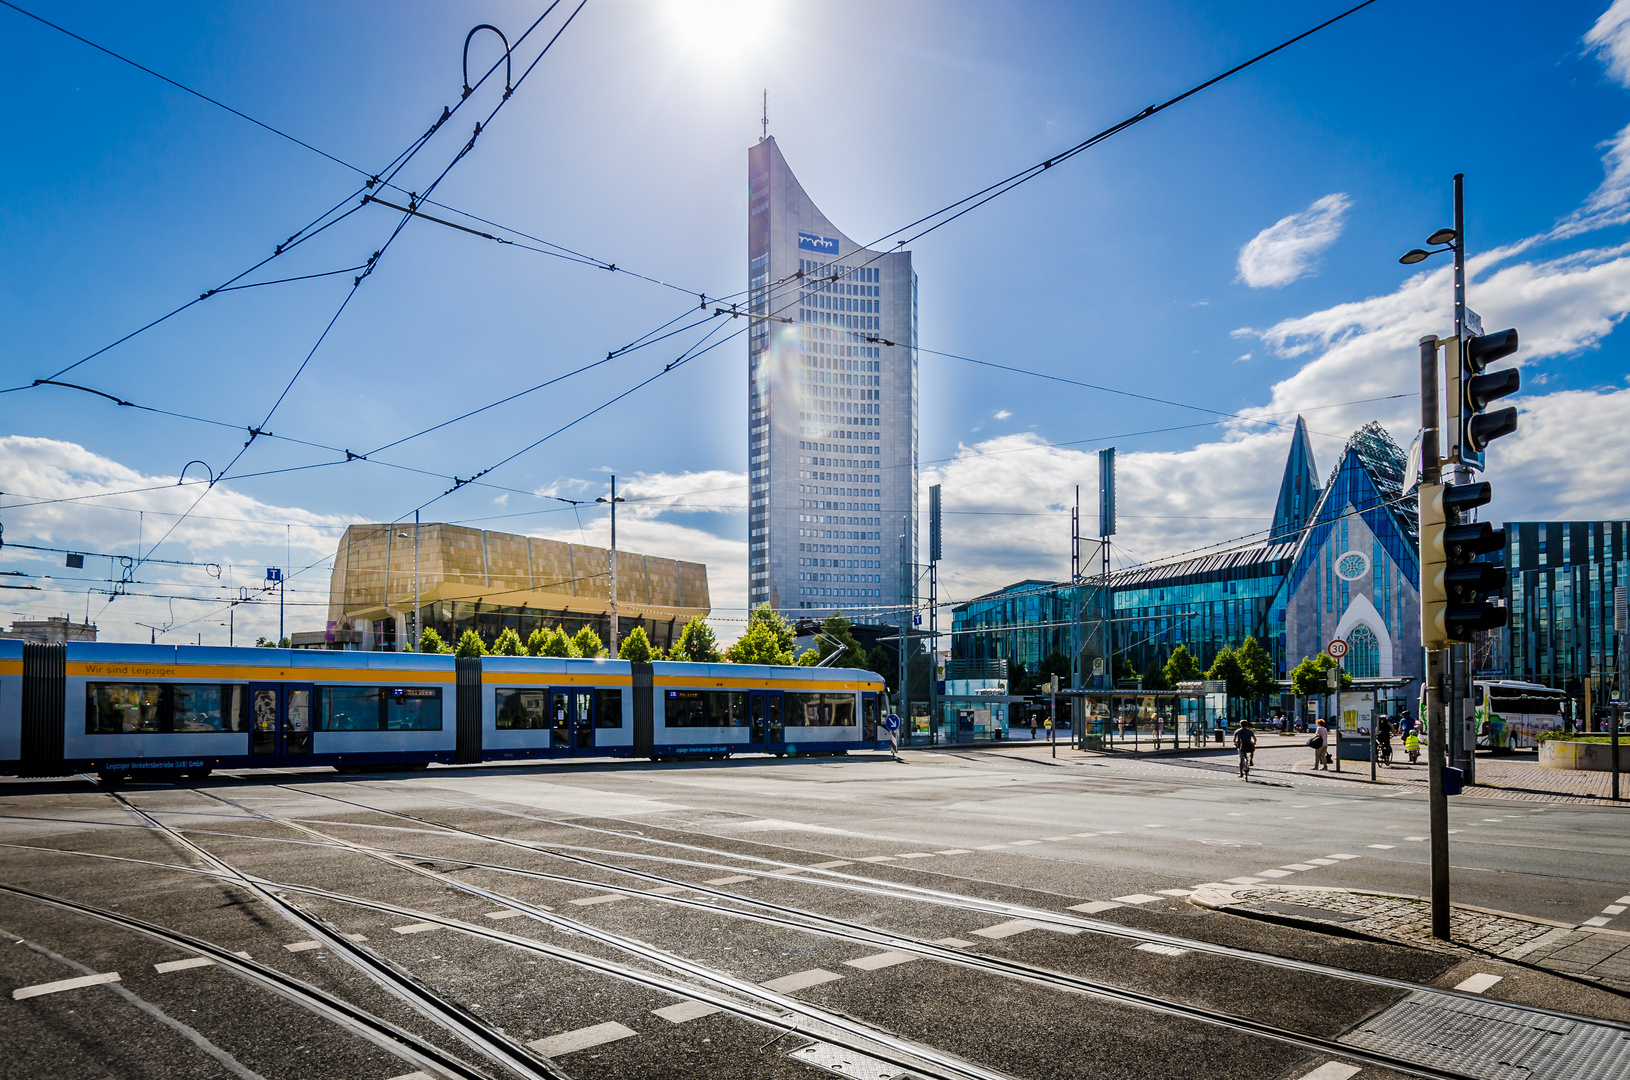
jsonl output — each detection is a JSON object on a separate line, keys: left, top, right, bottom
{"left": 3, "top": 0, "right": 1630, "bottom": 643}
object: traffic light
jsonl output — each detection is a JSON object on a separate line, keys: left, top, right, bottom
{"left": 1419, "top": 482, "right": 1447, "bottom": 649}
{"left": 1441, "top": 481, "right": 1507, "bottom": 643}
{"left": 1458, "top": 328, "right": 1521, "bottom": 469}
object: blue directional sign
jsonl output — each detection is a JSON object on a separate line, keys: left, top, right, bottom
{"left": 912, "top": 614, "right": 922, "bottom": 626}
{"left": 884, "top": 713, "right": 900, "bottom": 733}
{"left": 265, "top": 568, "right": 283, "bottom": 582}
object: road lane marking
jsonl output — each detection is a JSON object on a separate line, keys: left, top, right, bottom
{"left": 1454, "top": 973, "right": 1503, "bottom": 993}
{"left": 760, "top": 968, "right": 842, "bottom": 992}
{"left": 766, "top": 867, "right": 807, "bottom": 875}
{"left": 1097, "top": 830, "right": 1125, "bottom": 835}
{"left": 1159, "top": 889, "right": 1194, "bottom": 897}
{"left": 1255, "top": 869, "right": 1295, "bottom": 878}
{"left": 653, "top": 1000, "right": 719, "bottom": 1023}
{"left": 1405, "top": 836, "right": 1428, "bottom": 842}
{"left": 1140, "top": 824, "right": 1167, "bottom": 828}
{"left": 1582, "top": 916, "right": 1612, "bottom": 927}
{"left": 844, "top": 951, "right": 916, "bottom": 971}
{"left": 1069, "top": 901, "right": 1123, "bottom": 914}
{"left": 1040, "top": 836, "right": 1073, "bottom": 842}
{"left": 527, "top": 1022, "right": 638, "bottom": 1058}
{"left": 647, "top": 885, "right": 692, "bottom": 894}
{"left": 387, "top": 1072, "right": 437, "bottom": 1080}
{"left": 1192, "top": 882, "right": 1234, "bottom": 890}
{"left": 1135, "top": 943, "right": 1188, "bottom": 957}
{"left": 971, "top": 920, "right": 1041, "bottom": 939}
{"left": 1111, "top": 894, "right": 1162, "bottom": 904}
{"left": 485, "top": 910, "right": 525, "bottom": 919}
{"left": 1225, "top": 877, "right": 1266, "bottom": 885}
{"left": 1618, "top": 895, "right": 1630, "bottom": 904}
{"left": 934, "top": 849, "right": 973, "bottom": 855}
{"left": 1367, "top": 844, "right": 1396, "bottom": 850}
{"left": 934, "top": 937, "right": 973, "bottom": 948}
{"left": 1305, "top": 858, "right": 1338, "bottom": 865}
{"left": 343, "top": 933, "right": 368, "bottom": 942}
{"left": 392, "top": 922, "right": 439, "bottom": 934}
{"left": 154, "top": 958, "right": 214, "bottom": 973}
{"left": 706, "top": 875, "right": 755, "bottom": 885}
{"left": 895, "top": 853, "right": 935, "bottom": 859}
{"left": 1009, "top": 840, "right": 1042, "bottom": 846}
{"left": 1327, "top": 854, "right": 1361, "bottom": 860}
{"left": 1603, "top": 905, "right": 1626, "bottom": 915}
{"left": 975, "top": 844, "right": 1008, "bottom": 850}
{"left": 284, "top": 941, "right": 322, "bottom": 952}
{"left": 1071, "top": 832, "right": 1100, "bottom": 838}
{"left": 568, "top": 895, "right": 629, "bottom": 906}
{"left": 13, "top": 972, "right": 120, "bottom": 1000}
{"left": 1281, "top": 864, "right": 1318, "bottom": 871}
{"left": 810, "top": 861, "right": 852, "bottom": 869}
{"left": 1294, "top": 1064, "right": 1360, "bottom": 1080}
{"left": 859, "top": 856, "right": 899, "bottom": 862}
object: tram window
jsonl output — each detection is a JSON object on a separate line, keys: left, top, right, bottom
{"left": 86, "top": 682, "right": 249, "bottom": 734}
{"left": 86, "top": 683, "right": 162, "bottom": 733}
{"left": 173, "top": 684, "right": 245, "bottom": 733}
{"left": 786, "top": 692, "right": 855, "bottom": 727}
{"left": 384, "top": 688, "right": 442, "bottom": 731}
{"left": 664, "top": 689, "right": 748, "bottom": 727}
{"left": 496, "top": 689, "right": 549, "bottom": 729}
{"left": 597, "top": 688, "right": 624, "bottom": 728}
{"left": 316, "top": 686, "right": 443, "bottom": 731}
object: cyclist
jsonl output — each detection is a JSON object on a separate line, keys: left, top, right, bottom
{"left": 1233, "top": 719, "right": 1257, "bottom": 778}
{"left": 1375, "top": 715, "right": 1395, "bottom": 767}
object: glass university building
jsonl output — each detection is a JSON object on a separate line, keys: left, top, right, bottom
{"left": 1502, "top": 521, "right": 1630, "bottom": 701}
{"left": 747, "top": 136, "right": 918, "bottom": 620}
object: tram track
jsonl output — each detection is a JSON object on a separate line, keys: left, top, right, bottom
{"left": 83, "top": 783, "right": 1624, "bottom": 1080}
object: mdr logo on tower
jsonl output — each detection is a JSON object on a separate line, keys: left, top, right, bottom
{"left": 798, "top": 232, "right": 839, "bottom": 254}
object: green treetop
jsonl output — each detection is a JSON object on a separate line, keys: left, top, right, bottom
{"left": 1205, "top": 645, "right": 1248, "bottom": 700}
{"left": 491, "top": 628, "right": 525, "bottom": 656}
{"left": 571, "top": 626, "right": 607, "bottom": 659}
{"left": 1290, "top": 651, "right": 1353, "bottom": 697}
{"left": 1163, "top": 643, "right": 1202, "bottom": 686}
{"left": 617, "top": 625, "right": 658, "bottom": 663}
{"left": 671, "top": 616, "right": 723, "bottom": 662}
{"left": 802, "top": 612, "right": 867, "bottom": 668}
{"left": 1236, "top": 636, "right": 1278, "bottom": 700}
{"left": 419, "top": 627, "right": 452, "bottom": 654}
{"left": 1141, "top": 658, "right": 1170, "bottom": 691}
{"left": 725, "top": 604, "right": 796, "bottom": 665}
{"left": 453, "top": 629, "right": 487, "bottom": 658}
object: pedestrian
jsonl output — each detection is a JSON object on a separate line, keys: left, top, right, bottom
{"left": 1029, "top": 713, "right": 1038, "bottom": 740}
{"left": 1405, "top": 730, "right": 1420, "bottom": 765}
{"left": 1310, "top": 717, "right": 1331, "bottom": 770}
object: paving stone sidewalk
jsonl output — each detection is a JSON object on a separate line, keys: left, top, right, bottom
{"left": 1192, "top": 883, "right": 1630, "bottom": 989}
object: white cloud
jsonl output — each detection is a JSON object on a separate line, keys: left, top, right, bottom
{"left": 1237, "top": 352, "right": 1253, "bottom": 362}
{"left": 1236, "top": 193, "right": 1351, "bottom": 288}
{"left": 615, "top": 468, "right": 746, "bottom": 519}
{"left": 993, "top": 409, "right": 1011, "bottom": 420}
{"left": 1553, "top": 122, "right": 1630, "bottom": 238}
{"left": 1587, "top": 0, "right": 1630, "bottom": 88}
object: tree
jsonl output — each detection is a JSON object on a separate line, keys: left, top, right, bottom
{"left": 453, "top": 629, "right": 487, "bottom": 658}
{"left": 803, "top": 612, "right": 867, "bottom": 668}
{"left": 491, "top": 628, "right": 525, "bottom": 656}
{"left": 1141, "top": 658, "right": 1170, "bottom": 691}
{"left": 725, "top": 604, "right": 796, "bottom": 665}
{"left": 1163, "top": 643, "right": 1202, "bottom": 686}
{"left": 1290, "top": 652, "right": 1352, "bottom": 718}
{"left": 419, "top": 627, "right": 452, "bottom": 654}
{"left": 1205, "top": 646, "right": 1248, "bottom": 711}
{"left": 671, "top": 616, "right": 723, "bottom": 662}
{"left": 865, "top": 644, "right": 894, "bottom": 690}
{"left": 525, "top": 628, "right": 549, "bottom": 657}
{"left": 617, "top": 625, "right": 657, "bottom": 662}
{"left": 531, "top": 626, "right": 574, "bottom": 658}
{"left": 1008, "top": 661, "right": 1036, "bottom": 696}
{"left": 254, "top": 636, "right": 291, "bottom": 648}
{"left": 1114, "top": 654, "right": 1138, "bottom": 683}
{"left": 571, "top": 626, "right": 607, "bottom": 659}
{"left": 1037, "top": 650, "right": 1072, "bottom": 689}
{"left": 1236, "top": 636, "right": 1278, "bottom": 715}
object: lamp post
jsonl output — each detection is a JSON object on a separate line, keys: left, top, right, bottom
{"left": 597, "top": 478, "right": 625, "bottom": 654}
{"left": 395, "top": 514, "right": 422, "bottom": 651}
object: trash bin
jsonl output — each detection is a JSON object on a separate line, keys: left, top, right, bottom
{"left": 1443, "top": 766, "right": 1463, "bottom": 796}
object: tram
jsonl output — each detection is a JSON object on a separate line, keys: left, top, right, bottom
{"left": 0, "top": 640, "right": 889, "bottom": 780}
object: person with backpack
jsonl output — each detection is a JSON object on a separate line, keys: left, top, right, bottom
{"left": 1310, "top": 718, "right": 1331, "bottom": 770}
{"left": 1405, "top": 729, "right": 1421, "bottom": 765}
{"left": 1233, "top": 719, "right": 1257, "bottom": 778}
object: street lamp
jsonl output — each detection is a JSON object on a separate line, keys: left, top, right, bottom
{"left": 1398, "top": 227, "right": 1458, "bottom": 265}
{"left": 596, "top": 478, "right": 625, "bottom": 653}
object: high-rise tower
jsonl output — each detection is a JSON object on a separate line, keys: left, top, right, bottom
{"left": 747, "top": 136, "right": 917, "bottom": 621}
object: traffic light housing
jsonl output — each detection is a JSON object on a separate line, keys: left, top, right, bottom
{"left": 1441, "top": 482, "right": 1506, "bottom": 642}
{"left": 1419, "top": 483, "right": 1447, "bottom": 649}
{"left": 1457, "top": 328, "right": 1521, "bottom": 469}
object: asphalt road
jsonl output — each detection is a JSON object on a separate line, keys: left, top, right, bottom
{"left": 2, "top": 745, "right": 1628, "bottom": 1080}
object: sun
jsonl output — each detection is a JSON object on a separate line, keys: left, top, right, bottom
{"left": 658, "top": 0, "right": 779, "bottom": 63}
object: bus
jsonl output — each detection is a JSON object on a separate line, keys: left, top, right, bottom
{"left": 1474, "top": 680, "right": 1569, "bottom": 753}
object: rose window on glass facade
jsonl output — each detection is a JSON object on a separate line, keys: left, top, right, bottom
{"left": 1335, "top": 552, "right": 1369, "bottom": 581}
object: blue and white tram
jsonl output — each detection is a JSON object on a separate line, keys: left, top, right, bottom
{"left": 0, "top": 640, "right": 889, "bottom": 779}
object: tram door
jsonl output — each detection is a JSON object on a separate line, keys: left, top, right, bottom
{"left": 550, "top": 689, "right": 595, "bottom": 754}
{"left": 749, "top": 691, "right": 786, "bottom": 752}
{"left": 250, "top": 683, "right": 314, "bottom": 765}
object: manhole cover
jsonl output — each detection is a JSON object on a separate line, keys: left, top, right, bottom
{"left": 1342, "top": 991, "right": 1630, "bottom": 1080}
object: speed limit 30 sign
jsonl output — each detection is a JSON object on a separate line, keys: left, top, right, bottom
{"left": 1326, "top": 638, "right": 1349, "bottom": 660}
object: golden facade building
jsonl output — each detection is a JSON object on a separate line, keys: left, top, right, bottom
{"left": 324, "top": 523, "right": 710, "bottom": 652}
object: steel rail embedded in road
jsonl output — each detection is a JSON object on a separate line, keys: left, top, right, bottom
{"left": 0, "top": 881, "right": 499, "bottom": 1080}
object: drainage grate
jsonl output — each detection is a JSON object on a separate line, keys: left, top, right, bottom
{"left": 1341, "top": 991, "right": 1630, "bottom": 1080}
{"left": 787, "top": 1040, "right": 912, "bottom": 1080}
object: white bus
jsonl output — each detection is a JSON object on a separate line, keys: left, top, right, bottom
{"left": 1474, "top": 680, "right": 1569, "bottom": 752}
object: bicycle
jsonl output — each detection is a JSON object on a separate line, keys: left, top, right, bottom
{"left": 1237, "top": 746, "right": 1252, "bottom": 779}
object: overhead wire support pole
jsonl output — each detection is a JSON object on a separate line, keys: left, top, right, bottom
{"left": 1420, "top": 333, "right": 1451, "bottom": 942}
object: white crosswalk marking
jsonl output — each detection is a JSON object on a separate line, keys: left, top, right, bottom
{"left": 1454, "top": 973, "right": 1503, "bottom": 993}
{"left": 568, "top": 894, "right": 629, "bottom": 906}
{"left": 844, "top": 951, "right": 916, "bottom": 970}
{"left": 284, "top": 941, "right": 321, "bottom": 952}
{"left": 154, "top": 958, "right": 214, "bottom": 973}
{"left": 971, "top": 920, "right": 1041, "bottom": 939}
{"left": 1111, "top": 894, "right": 1162, "bottom": 904}
{"left": 706, "top": 875, "right": 755, "bottom": 885}
{"left": 1069, "top": 901, "right": 1123, "bottom": 914}
{"left": 1293, "top": 1064, "right": 1360, "bottom": 1080}
{"left": 760, "top": 968, "right": 843, "bottom": 993}
{"left": 1135, "top": 943, "right": 1188, "bottom": 957}
{"left": 13, "top": 972, "right": 120, "bottom": 1000}
{"left": 653, "top": 1000, "right": 719, "bottom": 1023}
{"left": 527, "top": 1021, "right": 638, "bottom": 1057}
{"left": 392, "top": 923, "right": 439, "bottom": 934}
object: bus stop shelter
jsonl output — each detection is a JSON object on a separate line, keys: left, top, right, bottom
{"left": 1065, "top": 686, "right": 1227, "bottom": 750}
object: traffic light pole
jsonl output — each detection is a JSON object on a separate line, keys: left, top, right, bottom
{"left": 1421, "top": 334, "right": 1452, "bottom": 941}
